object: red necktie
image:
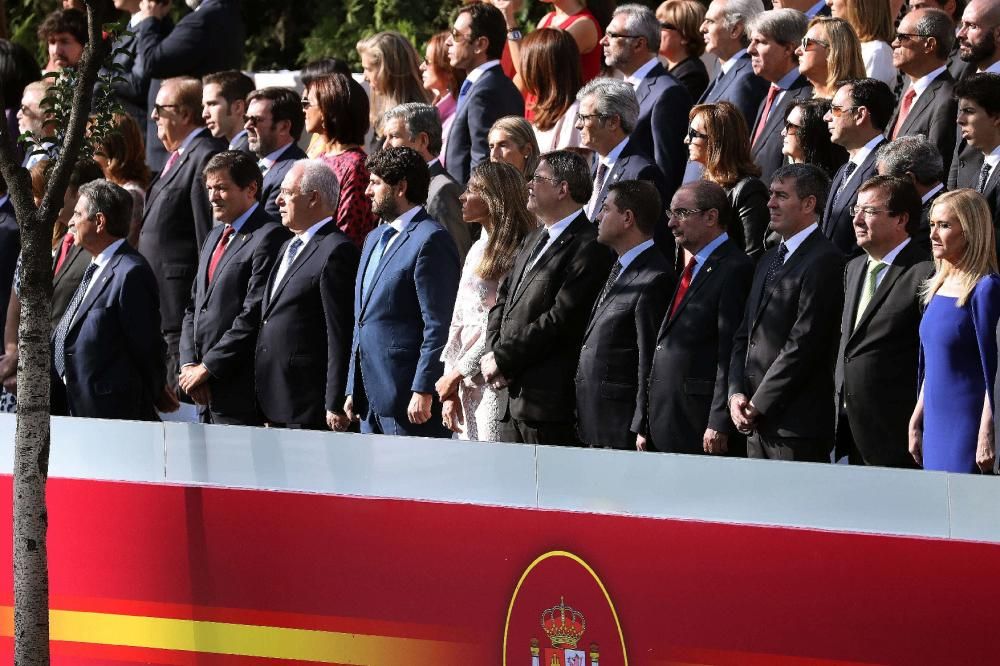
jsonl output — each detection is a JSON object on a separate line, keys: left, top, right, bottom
{"left": 752, "top": 84, "right": 781, "bottom": 147}
{"left": 207, "top": 225, "right": 235, "bottom": 283}
{"left": 162, "top": 150, "right": 180, "bottom": 175}
{"left": 669, "top": 256, "right": 697, "bottom": 319}
{"left": 53, "top": 232, "right": 74, "bottom": 274}
{"left": 891, "top": 88, "right": 916, "bottom": 139}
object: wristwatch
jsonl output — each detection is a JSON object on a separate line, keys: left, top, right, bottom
{"left": 507, "top": 27, "right": 523, "bottom": 41}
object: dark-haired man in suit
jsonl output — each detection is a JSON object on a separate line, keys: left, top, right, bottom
{"left": 641, "top": 181, "right": 754, "bottom": 455}
{"left": 576, "top": 180, "right": 675, "bottom": 449}
{"left": 245, "top": 87, "right": 308, "bottom": 220}
{"left": 699, "top": 0, "right": 770, "bottom": 126}
{"left": 483, "top": 151, "right": 614, "bottom": 445}
{"left": 179, "top": 151, "right": 290, "bottom": 425}
{"left": 952, "top": 73, "right": 1000, "bottom": 226}
{"left": 837, "top": 176, "right": 934, "bottom": 467}
{"left": 202, "top": 70, "right": 256, "bottom": 153}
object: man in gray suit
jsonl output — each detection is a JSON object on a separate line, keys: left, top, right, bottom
{"left": 381, "top": 103, "right": 473, "bottom": 264}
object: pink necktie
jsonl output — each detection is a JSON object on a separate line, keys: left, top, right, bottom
{"left": 162, "top": 150, "right": 180, "bottom": 175}
{"left": 891, "top": 88, "right": 916, "bottom": 139}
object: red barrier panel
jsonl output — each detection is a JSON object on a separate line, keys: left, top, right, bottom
{"left": 0, "top": 475, "right": 996, "bottom": 665}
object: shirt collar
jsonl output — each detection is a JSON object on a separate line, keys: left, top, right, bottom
{"left": 921, "top": 182, "right": 944, "bottom": 204}
{"left": 259, "top": 141, "right": 294, "bottom": 169}
{"left": 92, "top": 238, "right": 126, "bottom": 268}
{"left": 626, "top": 57, "right": 660, "bottom": 87}
{"left": 428, "top": 157, "right": 440, "bottom": 168}
{"left": 616, "top": 238, "right": 655, "bottom": 272}
{"left": 227, "top": 202, "right": 258, "bottom": 234}
{"left": 719, "top": 49, "right": 747, "bottom": 74}
{"left": 984, "top": 144, "right": 1000, "bottom": 168}
{"left": 782, "top": 222, "right": 818, "bottom": 257}
{"left": 228, "top": 128, "right": 248, "bottom": 150}
{"left": 877, "top": 237, "right": 910, "bottom": 265}
{"left": 695, "top": 232, "right": 729, "bottom": 267}
{"left": 545, "top": 208, "right": 583, "bottom": 242}
{"left": 175, "top": 127, "right": 204, "bottom": 155}
{"left": 601, "top": 137, "right": 630, "bottom": 165}
{"left": 0, "top": 195, "right": 8, "bottom": 209}
{"left": 851, "top": 134, "right": 885, "bottom": 166}
{"left": 979, "top": 59, "right": 1000, "bottom": 75}
{"left": 466, "top": 60, "right": 501, "bottom": 84}
{"left": 295, "top": 215, "right": 334, "bottom": 245}
{"left": 909, "top": 65, "right": 946, "bottom": 97}
{"left": 388, "top": 205, "right": 423, "bottom": 232}
{"left": 775, "top": 66, "right": 801, "bottom": 90}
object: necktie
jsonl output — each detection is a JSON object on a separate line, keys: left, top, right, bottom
{"left": 286, "top": 237, "right": 304, "bottom": 267}
{"left": 362, "top": 226, "right": 398, "bottom": 297}
{"left": 669, "top": 255, "right": 697, "bottom": 319}
{"left": 589, "top": 162, "right": 609, "bottom": 219}
{"left": 595, "top": 261, "right": 623, "bottom": 308}
{"left": 162, "top": 150, "right": 180, "bottom": 175}
{"left": 53, "top": 262, "right": 99, "bottom": 379}
{"left": 763, "top": 242, "right": 788, "bottom": 289}
{"left": 525, "top": 229, "right": 550, "bottom": 270}
{"left": 54, "top": 232, "right": 74, "bottom": 275}
{"left": 258, "top": 159, "right": 269, "bottom": 175}
{"left": 207, "top": 224, "right": 235, "bottom": 284}
{"left": 456, "top": 78, "right": 473, "bottom": 109}
{"left": 833, "top": 161, "right": 858, "bottom": 208}
{"left": 978, "top": 163, "right": 993, "bottom": 194}
{"left": 891, "top": 88, "right": 916, "bottom": 139}
{"left": 752, "top": 84, "right": 781, "bottom": 147}
{"left": 854, "top": 260, "right": 887, "bottom": 330}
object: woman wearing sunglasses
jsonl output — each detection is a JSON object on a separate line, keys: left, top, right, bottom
{"left": 781, "top": 98, "right": 849, "bottom": 177}
{"left": 655, "top": 0, "right": 710, "bottom": 101}
{"left": 795, "top": 17, "right": 866, "bottom": 99}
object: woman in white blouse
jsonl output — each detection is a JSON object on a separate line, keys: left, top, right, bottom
{"left": 827, "top": 0, "right": 898, "bottom": 88}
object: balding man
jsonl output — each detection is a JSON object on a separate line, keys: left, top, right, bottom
{"left": 956, "top": 0, "right": 1000, "bottom": 77}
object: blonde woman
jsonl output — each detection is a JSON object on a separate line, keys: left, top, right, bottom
{"left": 910, "top": 189, "right": 1000, "bottom": 473}
{"left": 436, "top": 161, "right": 535, "bottom": 440}
{"left": 488, "top": 116, "right": 541, "bottom": 180}
{"left": 356, "top": 31, "right": 430, "bottom": 152}
{"left": 795, "top": 17, "right": 866, "bottom": 99}
{"left": 655, "top": 0, "right": 709, "bottom": 101}
{"left": 827, "top": 0, "right": 897, "bottom": 87}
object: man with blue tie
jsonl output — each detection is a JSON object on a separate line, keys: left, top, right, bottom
{"left": 345, "top": 147, "right": 461, "bottom": 437}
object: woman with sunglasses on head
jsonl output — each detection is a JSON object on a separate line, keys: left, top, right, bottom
{"left": 781, "top": 98, "right": 849, "bottom": 177}
{"left": 795, "top": 17, "right": 867, "bottom": 99}
{"left": 655, "top": 0, "right": 710, "bottom": 101}
{"left": 685, "top": 102, "right": 769, "bottom": 262}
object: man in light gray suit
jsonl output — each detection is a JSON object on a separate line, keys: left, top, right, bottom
{"left": 381, "top": 103, "right": 473, "bottom": 264}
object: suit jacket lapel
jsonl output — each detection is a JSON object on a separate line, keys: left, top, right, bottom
{"left": 268, "top": 229, "right": 325, "bottom": 307}
{"left": 634, "top": 74, "right": 655, "bottom": 109}
{"left": 584, "top": 253, "right": 645, "bottom": 337}
{"left": 204, "top": 217, "right": 260, "bottom": 300}
{"left": 68, "top": 252, "right": 120, "bottom": 335}
{"left": 360, "top": 212, "right": 423, "bottom": 314}
{"left": 752, "top": 233, "right": 813, "bottom": 323}
{"left": 510, "top": 217, "right": 581, "bottom": 307}
{"left": 53, "top": 244, "right": 84, "bottom": 285}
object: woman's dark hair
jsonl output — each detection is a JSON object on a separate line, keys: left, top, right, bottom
{"left": 520, "top": 28, "right": 581, "bottom": 133}
{"left": 309, "top": 72, "right": 370, "bottom": 146}
{"left": 787, "top": 98, "right": 848, "bottom": 177}
{"left": 690, "top": 101, "right": 760, "bottom": 188}
{"left": 96, "top": 112, "right": 150, "bottom": 188}
{"left": 300, "top": 58, "right": 352, "bottom": 88}
{"left": 0, "top": 39, "right": 41, "bottom": 111}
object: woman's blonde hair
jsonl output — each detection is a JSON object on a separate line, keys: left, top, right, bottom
{"left": 840, "top": 0, "right": 895, "bottom": 43}
{"left": 356, "top": 31, "right": 429, "bottom": 135}
{"left": 656, "top": 0, "right": 707, "bottom": 58}
{"left": 809, "top": 17, "right": 866, "bottom": 93}
{"left": 489, "top": 116, "right": 541, "bottom": 178}
{"left": 466, "top": 161, "right": 535, "bottom": 282}
{"left": 921, "top": 189, "right": 998, "bottom": 307}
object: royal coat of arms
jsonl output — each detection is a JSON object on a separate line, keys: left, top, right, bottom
{"left": 529, "top": 597, "right": 599, "bottom": 666}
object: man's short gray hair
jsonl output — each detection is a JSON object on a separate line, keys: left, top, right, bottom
{"left": 912, "top": 8, "right": 956, "bottom": 60}
{"left": 577, "top": 77, "right": 640, "bottom": 135}
{"left": 876, "top": 135, "right": 945, "bottom": 186}
{"left": 747, "top": 8, "right": 808, "bottom": 47}
{"left": 382, "top": 102, "right": 444, "bottom": 156}
{"left": 613, "top": 4, "right": 661, "bottom": 53}
{"left": 721, "top": 0, "right": 766, "bottom": 34}
{"left": 295, "top": 159, "right": 341, "bottom": 211}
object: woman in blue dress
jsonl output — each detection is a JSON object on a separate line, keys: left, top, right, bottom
{"left": 910, "top": 190, "right": 1000, "bottom": 473}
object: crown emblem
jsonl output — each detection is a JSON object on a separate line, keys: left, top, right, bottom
{"left": 541, "top": 597, "right": 586, "bottom": 649}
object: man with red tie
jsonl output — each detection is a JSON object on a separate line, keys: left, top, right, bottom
{"left": 178, "top": 151, "right": 290, "bottom": 425}
{"left": 639, "top": 181, "right": 753, "bottom": 455}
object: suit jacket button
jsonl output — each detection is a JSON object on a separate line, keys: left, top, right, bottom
{"left": 581, "top": 344, "right": 588, "bottom": 350}
{"left": 655, "top": 344, "right": 662, "bottom": 351}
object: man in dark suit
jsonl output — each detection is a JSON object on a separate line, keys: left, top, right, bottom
{"left": 601, "top": 4, "right": 692, "bottom": 200}
{"left": 106, "top": 0, "right": 158, "bottom": 138}
{"left": 202, "top": 70, "right": 255, "bottom": 153}
{"left": 906, "top": 0, "right": 965, "bottom": 78}
{"left": 345, "top": 148, "right": 460, "bottom": 437}
{"left": 178, "top": 151, "right": 290, "bottom": 425}
{"left": 52, "top": 180, "right": 169, "bottom": 420}
{"left": 381, "top": 103, "right": 473, "bottom": 263}
{"left": 133, "top": 0, "right": 244, "bottom": 171}
{"left": 876, "top": 134, "right": 947, "bottom": 249}
{"left": 256, "top": 159, "right": 360, "bottom": 430}
{"left": 575, "top": 180, "right": 675, "bottom": 449}
{"left": 729, "top": 164, "right": 843, "bottom": 461}
{"left": 887, "top": 9, "right": 957, "bottom": 173}
{"left": 747, "top": 9, "right": 813, "bottom": 184}
{"left": 641, "top": 181, "right": 754, "bottom": 455}
{"left": 575, "top": 78, "right": 671, "bottom": 257}
{"left": 699, "top": 0, "right": 770, "bottom": 126}
{"left": 837, "top": 176, "right": 934, "bottom": 467}
{"left": 482, "top": 151, "right": 615, "bottom": 445}
{"left": 443, "top": 3, "right": 524, "bottom": 184}
{"left": 245, "top": 87, "right": 308, "bottom": 220}
{"left": 954, "top": 73, "right": 1000, "bottom": 226}
{"left": 822, "top": 78, "right": 892, "bottom": 256}
{"left": 139, "top": 76, "right": 227, "bottom": 396}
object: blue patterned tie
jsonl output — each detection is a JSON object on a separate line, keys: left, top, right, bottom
{"left": 362, "top": 226, "right": 398, "bottom": 298}
{"left": 53, "top": 261, "right": 98, "bottom": 378}
{"left": 456, "top": 78, "right": 473, "bottom": 109}
{"left": 285, "top": 237, "right": 303, "bottom": 266}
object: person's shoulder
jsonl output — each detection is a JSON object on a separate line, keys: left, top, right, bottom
{"left": 973, "top": 273, "right": 1000, "bottom": 300}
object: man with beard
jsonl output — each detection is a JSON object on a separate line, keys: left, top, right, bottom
{"left": 244, "top": 87, "right": 307, "bottom": 219}
{"left": 345, "top": 147, "right": 461, "bottom": 437}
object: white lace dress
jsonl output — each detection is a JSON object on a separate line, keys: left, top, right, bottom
{"left": 440, "top": 235, "right": 506, "bottom": 441}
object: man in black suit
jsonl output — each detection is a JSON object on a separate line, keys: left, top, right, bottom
{"left": 443, "top": 3, "right": 524, "bottom": 184}
{"left": 245, "top": 87, "right": 307, "bottom": 220}
{"left": 482, "top": 151, "right": 615, "bottom": 445}
{"left": 139, "top": 76, "right": 227, "bottom": 396}
{"left": 178, "top": 151, "right": 290, "bottom": 425}
{"left": 887, "top": 9, "right": 957, "bottom": 173}
{"left": 381, "top": 103, "right": 473, "bottom": 263}
{"left": 133, "top": 0, "right": 244, "bottom": 171}
{"left": 907, "top": 0, "right": 965, "bottom": 78}
{"left": 107, "top": 0, "right": 157, "bottom": 138}
{"left": 601, "top": 4, "right": 692, "bottom": 200}
{"left": 729, "top": 164, "right": 843, "bottom": 462}
{"left": 837, "top": 176, "right": 934, "bottom": 467}
{"left": 822, "top": 78, "right": 892, "bottom": 256}
{"left": 747, "top": 9, "right": 813, "bottom": 184}
{"left": 954, "top": 73, "right": 1000, "bottom": 226}
{"left": 256, "top": 160, "right": 360, "bottom": 430}
{"left": 699, "top": 0, "right": 769, "bottom": 128}
{"left": 52, "top": 180, "right": 169, "bottom": 420}
{"left": 202, "top": 70, "right": 255, "bottom": 153}
{"left": 641, "top": 181, "right": 754, "bottom": 455}
{"left": 575, "top": 180, "right": 675, "bottom": 449}
{"left": 876, "top": 135, "right": 947, "bottom": 249}
{"left": 575, "top": 78, "right": 671, "bottom": 257}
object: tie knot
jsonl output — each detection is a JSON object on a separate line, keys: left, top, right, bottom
{"left": 904, "top": 88, "right": 916, "bottom": 100}
{"left": 685, "top": 256, "right": 698, "bottom": 271}
{"left": 62, "top": 232, "right": 75, "bottom": 246}
{"left": 868, "top": 259, "right": 886, "bottom": 274}
{"left": 222, "top": 224, "right": 235, "bottom": 237}
{"left": 777, "top": 242, "right": 788, "bottom": 258}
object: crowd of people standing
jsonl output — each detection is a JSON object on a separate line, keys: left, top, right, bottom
{"left": 1, "top": 0, "right": 999, "bottom": 476}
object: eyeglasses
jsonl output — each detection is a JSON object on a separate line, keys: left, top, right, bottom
{"left": 605, "top": 31, "right": 642, "bottom": 40}
{"left": 300, "top": 98, "right": 313, "bottom": 110}
{"left": 800, "top": 36, "right": 830, "bottom": 50}
{"left": 575, "top": 112, "right": 608, "bottom": 124}
{"left": 529, "top": 174, "right": 562, "bottom": 185}
{"left": 659, "top": 22, "right": 678, "bottom": 31}
{"left": 829, "top": 104, "right": 859, "bottom": 117}
{"left": 243, "top": 114, "right": 270, "bottom": 126}
{"left": 686, "top": 127, "right": 708, "bottom": 141}
{"left": 894, "top": 32, "right": 930, "bottom": 43}
{"left": 850, "top": 206, "right": 897, "bottom": 217}
{"left": 278, "top": 187, "right": 316, "bottom": 198}
{"left": 449, "top": 28, "right": 474, "bottom": 43}
{"left": 782, "top": 119, "right": 803, "bottom": 135}
{"left": 152, "top": 103, "right": 179, "bottom": 115}
{"left": 666, "top": 207, "right": 706, "bottom": 221}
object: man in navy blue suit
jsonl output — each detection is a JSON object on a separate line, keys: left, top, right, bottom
{"left": 699, "top": 0, "right": 769, "bottom": 127}
{"left": 600, "top": 4, "right": 692, "bottom": 201}
{"left": 52, "top": 180, "right": 170, "bottom": 420}
{"left": 244, "top": 87, "right": 308, "bottom": 220}
{"left": 345, "top": 147, "right": 461, "bottom": 437}
{"left": 443, "top": 2, "right": 524, "bottom": 185}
